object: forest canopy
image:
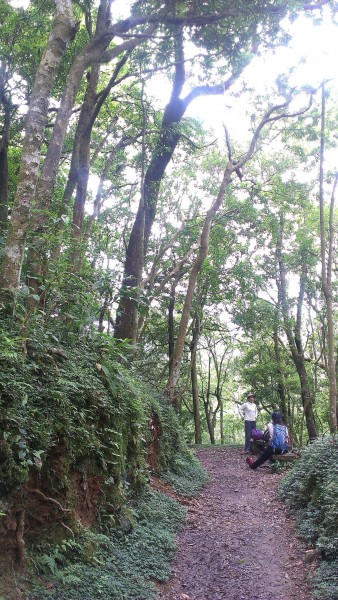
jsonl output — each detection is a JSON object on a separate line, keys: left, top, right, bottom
{"left": 0, "top": 0, "right": 337, "bottom": 447}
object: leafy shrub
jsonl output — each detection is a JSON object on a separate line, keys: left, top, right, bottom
{"left": 279, "top": 435, "right": 338, "bottom": 599}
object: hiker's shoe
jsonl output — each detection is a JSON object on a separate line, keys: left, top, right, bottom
{"left": 246, "top": 457, "right": 255, "bottom": 468}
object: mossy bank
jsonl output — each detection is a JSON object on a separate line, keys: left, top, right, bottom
{"left": 0, "top": 319, "right": 207, "bottom": 597}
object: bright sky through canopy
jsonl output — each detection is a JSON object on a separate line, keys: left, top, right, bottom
{"left": 185, "top": 10, "right": 338, "bottom": 139}
{"left": 8, "top": 1, "right": 338, "bottom": 137}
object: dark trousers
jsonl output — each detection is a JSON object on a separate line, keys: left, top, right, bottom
{"left": 251, "top": 446, "right": 285, "bottom": 469}
{"left": 244, "top": 420, "right": 256, "bottom": 452}
{"left": 251, "top": 445, "right": 273, "bottom": 468}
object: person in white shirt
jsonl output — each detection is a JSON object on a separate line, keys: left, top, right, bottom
{"left": 239, "top": 392, "right": 258, "bottom": 453}
{"left": 266, "top": 420, "right": 274, "bottom": 441}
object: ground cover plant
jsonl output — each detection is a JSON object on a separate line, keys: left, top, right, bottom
{"left": 279, "top": 436, "right": 338, "bottom": 600}
{"left": 0, "top": 315, "right": 207, "bottom": 597}
{"left": 28, "top": 490, "right": 188, "bottom": 600}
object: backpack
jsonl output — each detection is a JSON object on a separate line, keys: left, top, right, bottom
{"left": 251, "top": 428, "right": 264, "bottom": 441}
{"left": 271, "top": 424, "right": 288, "bottom": 452}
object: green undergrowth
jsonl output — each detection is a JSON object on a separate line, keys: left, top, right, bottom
{"left": 0, "top": 316, "right": 209, "bottom": 597}
{"left": 28, "top": 489, "right": 186, "bottom": 600}
{"left": 162, "top": 453, "right": 209, "bottom": 496}
{"left": 271, "top": 460, "right": 294, "bottom": 474}
{"left": 0, "top": 314, "right": 202, "bottom": 505}
{"left": 279, "top": 436, "right": 338, "bottom": 600}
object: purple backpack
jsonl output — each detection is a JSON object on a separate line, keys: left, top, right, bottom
{"left": 251, "top": 428, "right": 264, "bottom": 441}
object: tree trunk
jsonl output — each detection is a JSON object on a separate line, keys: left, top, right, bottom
{"left": 276, "top": 214, "right": 317, "bottom": 440}
{"left": 273, "top": 317, "right": 287, "bottom": 425}
{"left": 203, "top": 358, "right": 215, "bottom": 445}
{"left": 1, "top": 3, "right": 157, "bottom": 299}
{"left": 219, "top": 398, "right": 224, "bottom": 445}
{"left": 0, "top": 112, "right": 9, "bottom": 234}
{"left": 210, "top": 341, "right": 228, "bottom": 445}
{"left": 0, "top": 0, "right": 77, "bottom": 296}
{"left": 70, "top": 62, "right": 101, "bottom": 270}
{"left": 190, "top": 314, "right": 202, "bottom": 444}
{"left": 167, "top": 166, "right": 233, "bottom": 406}
{"left": 0, "top": 64, "right": 11, "bottom": 233}
{"left": 35, "top": 17, "right": 156, "bottom": 241}
{"left": 114, "top": 32, "right": 245, "bottom": 341}
{"left": 319, "top": 83, "right": 337, "bottom": 432}
{"left": 114, "top": 33, "right": 185, "bottom": 340}
{"left": 27, "top": 57, "right": 101, "bottom": 298}
{"left": 168, "top": 280, "right": 176, "bottom": 374}
{"left": 27, "top": 65, "right": 100, "bottom": 309}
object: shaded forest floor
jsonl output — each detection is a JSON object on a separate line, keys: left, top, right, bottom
{"left": 158, "top": 447, "right": 316, "bottom": 600}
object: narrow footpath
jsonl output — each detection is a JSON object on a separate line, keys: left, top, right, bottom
{"left": 158, "top": 447, "right": 314, "bottom": 600}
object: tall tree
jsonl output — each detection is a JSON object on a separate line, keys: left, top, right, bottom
{"left": 0, "top": 0, "right": 157, "bottom": 299}
{"left": 276, "top": 213, "right": 318, "bottom": 439}
{"left": 190, "top": 311, "right": 202, "bottom": 444}
{"left": 318, "top": 83, "right": 337, "bottom": 432}
{"left": 0, "top": 0, "right": 77, "bottom": 296}
{"left": 0, "top": 61, "right": 11, "bottom": 233}
{"left": 114, "top": 32, "right": 245, "bottom": 340}
{"left": 167, "top": 92, "right": 311, "bottom": 404}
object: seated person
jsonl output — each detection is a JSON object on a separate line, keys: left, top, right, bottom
{"left": 246, "top": 412, "right": 288, "bottom": 470}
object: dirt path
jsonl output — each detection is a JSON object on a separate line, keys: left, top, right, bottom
{"left": 158, "top": 447, "right": 314, "bottom": 600}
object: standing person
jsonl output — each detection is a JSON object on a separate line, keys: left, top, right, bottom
{"left": 246, "top": 412, "right": 288, "bottom": 469}
{"left": 239, "top": 392, "right": 258, "bottom": 454}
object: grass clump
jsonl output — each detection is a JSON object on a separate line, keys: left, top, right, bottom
{"left": 279, "top": 435, "right": 338, "bottom": 600}
{"left": 28, "top": 490, "right": 186, "bottom": 600}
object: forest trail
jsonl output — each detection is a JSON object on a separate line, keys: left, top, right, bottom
{"left": 158, "top": 447, "right": 313, "bottom": 600}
